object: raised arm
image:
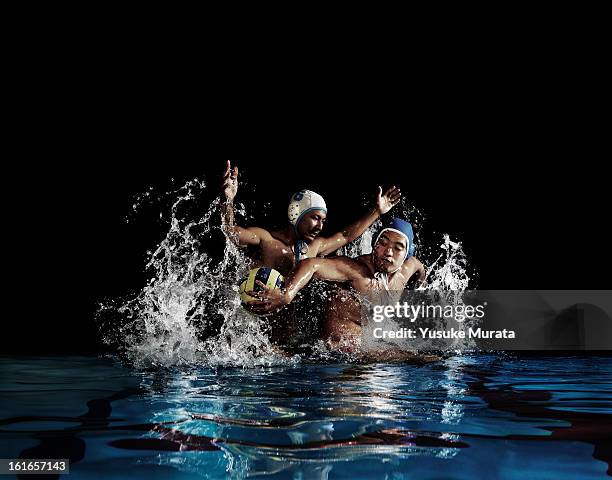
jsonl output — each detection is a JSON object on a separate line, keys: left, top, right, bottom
{"left": 247, "top": 257, "right": 358, "bottom": 315}
{"left": 221, "top": 160, "right": 268, "bottom": 247}
{"left": 317, "top": 186, "right": 401, "bottom": 256}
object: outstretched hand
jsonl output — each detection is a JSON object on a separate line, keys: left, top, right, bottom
{"left": 376, "top": 185, "right": 401, "bottom": 215}
{"left": 223, "top": 160, "right": 239, "bottom": 200}
{"left": 245, "top": 280, "right": 289, "bottom": 315}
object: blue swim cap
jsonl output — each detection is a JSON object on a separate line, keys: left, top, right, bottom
{"left": 374, "top": 217, "right": 415, "bottom": 259}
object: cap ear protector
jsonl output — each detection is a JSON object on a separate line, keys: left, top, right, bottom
{"left": 372, "top": 218, "right": 415, "bottom": 259}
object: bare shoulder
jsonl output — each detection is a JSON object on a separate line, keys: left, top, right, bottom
{"left": 402, "top": 256, "right": 423, "bottom": 268}
{"left": 247, "top": 226, "right": 274, "bottom": 242}
{"left": 398, "top": 256, "right": 422, "bottom": 274}
{"left": 352, "top": 254, "right": 376, "bottom": 275}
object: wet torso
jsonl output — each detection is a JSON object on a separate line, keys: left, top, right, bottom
{"left": 323, "top": 255, "right": 421, "bottom": 350}
{"left": 250, "top": 230, "right": 323, "bottom": 344}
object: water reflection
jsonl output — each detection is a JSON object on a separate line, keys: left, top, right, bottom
{"left": 124, "top": 362, "right": 472, "bottom": 477}
{"left": 1, "top": 355, "right": 610, "bottom": 479}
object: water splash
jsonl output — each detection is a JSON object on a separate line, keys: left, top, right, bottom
{"left": 98, "top": 177, "right": 295, "bottom": 368}
{"left": 98, "top": 180, "right": 475, "bottom": 367}
{"left": 423, "top": 235, "right": 469, "bottom": 291}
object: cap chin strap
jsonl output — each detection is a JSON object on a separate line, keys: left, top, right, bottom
{"left": 372, "top": 257, "right": 404, "bottom": 292}
{"left": 374, "top": 271, "right": 389, "bottom": 291}
{"left": 373, "top": 267, "right": 403, "bottom": 291}
{"left": 292, "top": 218, "right": 309, "bottom": 262}
{"left": 293, "top": 239, "right": 308, "bottom": 262}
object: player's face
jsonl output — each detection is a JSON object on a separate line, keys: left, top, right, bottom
{"left": 373, "top": 231, "right": 406, "bottom": 273}
{"left": 297, "top": 210, "right": 327, "bottom": 242}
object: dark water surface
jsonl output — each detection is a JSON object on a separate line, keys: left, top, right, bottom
{"left": 1, "top": 355, "right": 610, "bottom": 479}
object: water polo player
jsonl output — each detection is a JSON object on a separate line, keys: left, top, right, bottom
{"left": 247, "top": 217, "right": 426, "bottom": 353}
{"left": 221, "top": 160, "right": 402, "bottom": 276}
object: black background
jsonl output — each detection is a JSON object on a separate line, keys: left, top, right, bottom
{"left": 11, "top": 117, "right": 609, "bottom": 354}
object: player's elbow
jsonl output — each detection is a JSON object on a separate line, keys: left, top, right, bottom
{"left": 298, "top": 258, "right": 324, "bottom": 277}
{"left": 302, "top": 257, "right": 320, "bottom": 270}
{"left": 340, "top": 228, "right": 358, "bottom": 244}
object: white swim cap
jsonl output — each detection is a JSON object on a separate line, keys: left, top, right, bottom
{"left": 288, "top": 190, "right": 327, "bottom": 227}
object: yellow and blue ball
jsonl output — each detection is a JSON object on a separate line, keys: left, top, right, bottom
{"left": 239, "top": 267, "right": 284, "bottom": 306}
